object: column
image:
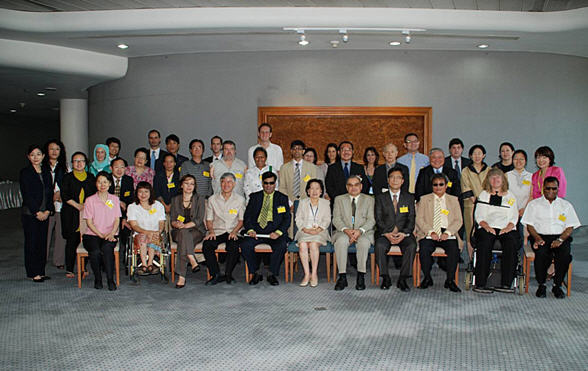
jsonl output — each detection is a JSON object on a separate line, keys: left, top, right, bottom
{"left": 60, "top": 98, "right": 88, "bottom": 156}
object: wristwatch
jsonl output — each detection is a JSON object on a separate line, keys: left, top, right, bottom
{"left": 556, "top": 238, "right": 564, "bottom": 243}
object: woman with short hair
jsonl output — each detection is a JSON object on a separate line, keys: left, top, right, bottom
{"left": 531, "top": 146, "right": 566, "bottom": 199}
{"left": 492, "top": 142, "right": 515, "bottom": 173}
{"left": 126, "top": 147, "right": 155, "bottom": 188}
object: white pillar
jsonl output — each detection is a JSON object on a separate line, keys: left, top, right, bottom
{"left": 60, "top": 98, "right": 88, "bottom": 156}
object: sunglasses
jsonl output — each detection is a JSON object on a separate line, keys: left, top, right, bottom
{"left": 263, "top": 181, "right": 276, "bottom": 185}
{"left": 432, "top": 183, "right": 445, "bottom": 187}
{"left": 544, "top": 186, "right": 558, "bottom": 191}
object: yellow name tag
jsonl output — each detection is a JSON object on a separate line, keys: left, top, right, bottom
{"left": 522, "top": 180, "right": 531, "bottom": 186}
{"left": 441, "top": 209, "right": 449, "bottom": 215}
{"left": 235, "top": 173, "right": 243, "bottom": 179}
{"left": 277, "top": 206, "right": 286, "bottom": 213}
{"left": 167, "top": 182, "right": 175, "bottom": 189}
{"left": 105, "top": 199, "right": 114, "bottom": 209}
{"left": 303, "top": 174, "right": 311, "bottom": 182}
{"left": 203, "top": 171, "right": 210, "bottom": 177}
{"left": 177, "top": 215, "right": 185, "bottom": 222}
{"left": 124, "top": 191, "right": 131, "bottom": 197}
{"left": 149, "top": 208, "right": 157, "bottom": 215}
{"left": 399, "top": 206, "right": 409, "bottom": 213}
{"left": 229, "top": 209, "right": 238, "bottom": 215}
{"left": 558, "top": 214, "right": 566, "bottom": 222}
{"left": 508, "top": 198, "right": 515, "bottom": 206}
{"left": 447, "top": 181, "right": 453, "bottom": 188}
{"left": 178, "top": 166, "right": 181, "bottom": 172}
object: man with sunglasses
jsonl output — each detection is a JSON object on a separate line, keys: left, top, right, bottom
{"left": 241, "top": 171, "right": 290, "bottom": 286}
{"left": 521, "top": 177, "right": 580, "bottom": 299}
{"left": 415, "top": 173, "right": 463, "bottom": 292}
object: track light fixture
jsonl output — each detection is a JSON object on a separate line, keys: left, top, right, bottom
{"left": 297, "top": 31, "right": 309, "bottom": 46}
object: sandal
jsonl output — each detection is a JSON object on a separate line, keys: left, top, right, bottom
{"left": 65, "top": 272, "right": 75, "bottom": 278}
{"left": 147, "top": 265, "right": 155, "bottom": 274}
{"left": 139, "top": 266, "right": 149, "bottom": 275}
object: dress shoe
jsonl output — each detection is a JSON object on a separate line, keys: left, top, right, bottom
{"left": 32, "top": 276, "right": 44, "bottom": 283}
{"left": 535, "top": 284, "right": 546, "bottom": 298}
{"left": 310, "top": 277, "right": 318, "bottom": 287}
{"left": 355, "top": 273, "right": 366, "bottom": 291}
{"left": 205, "top": 275, "right": 223, "bottom": 286}
{"left": 380, "top": 275, "right": 392, "bottom": 290}
{"left": 267, "top": 274, "right": 279, "bottom": 286}
{"left": 107, "top": 281, "right": 117, "bottom": 291}
{"left": 42, "top": 276, "right": 51, "bottom": 280}
{"left": 225, "top": 275, "right": 236, "bottom": 284}
{"left": 552, "top": 285, "right": 565, "bottom": 299}
{"left": 473, "top": 286, "right": 494, "bottom": 294}
{"left": 334, "top": 275, "right": 348, "bottom": 291}
{"left": 397, "top": 278, "right": 410, "bottom": 292}
{"left": 175, "top": 283, "right": 185, "bottom": 289}
{"left": 419, "top": 276, "right": 433, "bottom": 289}
{"left": 249, "top": 273, "right": 263, "bottom": 285}
{"left": 94, "top": 280, "right": 103, "bottom": 290}
{"left": 300, "top": 276, "right": 310, "bottom": 287}
{"left": 444, "top": 280, "right": 461, "bottom": 293}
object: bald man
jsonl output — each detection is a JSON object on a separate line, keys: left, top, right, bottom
{"left": 373, "top": 143, "right": 409, "bottom": 196}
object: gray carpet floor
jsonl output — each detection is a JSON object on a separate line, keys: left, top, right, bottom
{"left": 1, "top": 208, "right": 587, "bottom": 370}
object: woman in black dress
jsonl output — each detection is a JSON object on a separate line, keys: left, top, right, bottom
{"left": 20, "top": 144, "right": 54, "bottom": 282}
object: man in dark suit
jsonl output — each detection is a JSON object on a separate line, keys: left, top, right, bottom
{"left": 165, "top": 134, "right": 189, "bottom": 172}
{"left": 373, "top": 143, "right": 409, "bottom": 195}
{"left": 147, "top": 129, "right": 168, "bottom": 174}
{"left": 109, "top": 158, "right": 134, "bottom": 260}
{"left": 415, "top": 148, "right": 461, "bottom": 202}
{"left": 203, "top": 135, "right": 223, "bottom": 163}
{"left": 241, "top": 171, "right": 291, "bottom": 286}
{"left": 374, "top": 167, "right": 417, "bottom": 291}
{"left": 325, "top": 141, "right": 369, "bottom": 206}
{"left": 444, "top": 138, "right": 471, "bottom": 179}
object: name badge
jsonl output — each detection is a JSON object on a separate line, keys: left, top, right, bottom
{"left": 381, "top": 188, "right": 389, "bottom": 193}
{"left": 178, "top": 166, "right": 182, "bottom": 172}
{"left": 229, "top": 208, "right": 238, "bottom": 215}
{"left": 277, "top": 206, "right": 286, "bottom": 213}
{"left": 235, "top": 173, "right": 243, "bottom": 179}
{"left": 167, "top": 182, "right": 175, "bottom": 189}
{"left": 441, "top": 209, "right": 449, "bottom": 215}
{"left": 508, "top": 198, "right": 515, "bottom": 206}
{"left": 558, "top": 214, "right": 567, "bottom": 222}
{"left": 203, "top": 171, "right": 210, "bottom": 177}
{"left": 149, "top": 208, "right": 157, "bottom": 215}
{"left": 303, "top": 174, "right": 311, "bottom": 182}
{"left": 522, "top": 180, "right": 531, "bottom": 186}
{"left": 447, "top": 181, "right": 453, "bottom": 188}
{"left": 124, "top": 191, "right": 131, "bottom": 197}
{"left": 177, "top": 215, "right": 185, "bottom": 222}
{"left": 399, "top": 206, "right": 409, "bottom": 213}
{"left": 105, "top": 199, "right": 114, "bottom": 209}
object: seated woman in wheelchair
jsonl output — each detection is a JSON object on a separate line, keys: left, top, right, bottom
{"left": 127, "top": 181, "right": 166, "bottom": 275}
{"left": 473, "top": 168, "right": 520, "bottom": 294}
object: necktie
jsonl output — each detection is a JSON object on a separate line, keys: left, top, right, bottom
{"left": 351, "top": 197, "right": 356, "bottom": 228}
{"left": 151, "top": 150, "right": 156, "bottom": 170}
{"left": 344, "top": 162, "right": 350, "bottom": 179}
{"left": 392, "top": 194, "right": 398, "bottom": 214}
{"left": 115, "top": 179, "right": 121, "bottom": 198}
{"left": 433, "top": 198, "right": 442, "bottom": 236}
{"left": 258, "top": 193, "right": 271, "bottom": 229}
{"left": 455, "top": 160, "right": 461, "bottom": 177}
{"left": 293, "top": 162, "right": 301, "bottom": 200}
{"left": 409, "top": 155, "right": 416, "bottom": 193}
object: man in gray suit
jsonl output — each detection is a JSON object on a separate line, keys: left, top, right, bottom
{"left": 375, "top": 167, "right": 417, "bottom": 291}
{"left": 332, "top": 175, "right": 375, "bottom": 291}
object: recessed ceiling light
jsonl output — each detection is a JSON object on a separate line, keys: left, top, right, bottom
{"left": 45, "top": 87, "right": 57, "bottom": 91}
{"left": 117, "top": 44, "right": 129, "bottom": 49}
{"left": 37, "top": 92, "right": 45, "bottom": 97}
{"left": 477, "top": 44, "right": 489, "bottom": 49}
{"left": 389, "top": 41, "right": 401, "bottom": 46}
{"left": 10, "top": 109, "right": 16, "bottom": 113}
{"left": 298, "top": 34, "right": 309, "bottom": 46}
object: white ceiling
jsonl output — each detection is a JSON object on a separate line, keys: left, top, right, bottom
{"left": 0, "top": 3, "right": 587, "bottom": 120}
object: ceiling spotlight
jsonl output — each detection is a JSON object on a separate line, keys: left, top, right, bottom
{"left": 402, "top": 30, "right": 411, "bottom": 44}
{"left": 477, "top": 44, "right": 489, "bottom": 49}
{"left": 330, "top": 40, "right": 340, "bottom": 48}
{"left": 10, "top": 109, "right": 16, "bottom": 113}
{"left": 117, "top": 44, "right": 129, "bottom": 49}
{"left": 298, "top": 34, "right": 309, "bottom": 46}
{"left": 389, "top": 41, "right": 401, "bottom": 46}
{"left": 339, "top": 29, "right": 349, "bottom": 43}
{"left": 37, "top": 92, "right": 45, "bottom": 97}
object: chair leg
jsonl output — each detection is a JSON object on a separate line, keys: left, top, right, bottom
{"left": 77, "top": 254, "right": 82, "bottom": 288}
{"left": 415, "top": 254, "right": 421, "bottom": 288}
{"left": 245, "top": 261, "right": 250, "bottom": 283}
{"left": 115, "top": 251, "right": 120, "bottom": 286}
{"left": 284, "top": 252, "right": 289, "bottom": 283}
{"left": 370, "top": 253, "right": 375, "bottom": 285}
{"left": 567, "top": 262, "right": 572, "bottom": 297}
{"left": 454, "top": 264, "right": 459, "bottom": 286}
{"left": 326, "top": 253, "right": 331, "bottom": 283}
{"left": 524, "top": 257, "right": 531, "bottom": 294}
{"left": 376, "top": 266, "right": 380, "bottom": 285}
{"left": 171, "top": 250, "right": 175, "bottom": 283}
{"left": 332, "top": 253, "right": 337, "bottom": 283}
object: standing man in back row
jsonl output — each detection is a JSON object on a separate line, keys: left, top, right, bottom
{"left": 397, "top": 133, "right": 429, "bottom": 195}
{"left": 325, "top": 141, "right": 369, "bottom": 207}
{"left": 247, "top": 123, "right": 284, "bottom": 175}
{"left": 444, "top": 138, "right": 471, "bottom": 180}
{"left": 147, "top": 129, "right": 168, "bottom": 174}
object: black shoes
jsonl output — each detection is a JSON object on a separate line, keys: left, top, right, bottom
{"left": 205, "top": 274, "right": 226, "bottom": 286}
{"left": 267, "top": 274, "right": 279, "bottom": 286}
{"left": 380, "top": 275, "right": 392, "bottom": 290}
{"left": 334, "top": 275, "right": 348, "bottom": 291}
{"left": 536, "top": 284, "right": 546, "bottom": 298}
{"left": 397, "top": 278, "right": 410, "bottom": 292}
{"left": 249, "top": 272, "right": 263, "bottom": 285}
{"left": 355, "top": 273, "right": 366, "bottom": 291}
{"left": 108, "top": 281, "right": 117, "bottom": 291}
{"left": 225, "top": 275, "right": 236, "bottom": 284}
{"left": 444, "top": 280, "right": 461, "bottom": 293}
{"left": 94, "top": 280, "right": 103, "bottom": 290}
{"left": 552, "top": 285, "right": 565, "bottom": 299}
{"left": 419, "top": 276, "right": 433, "bottom": 289}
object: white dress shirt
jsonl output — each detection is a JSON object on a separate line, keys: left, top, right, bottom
{"left": 521, "top": 196, "right": 580, "bottom": 235}
{"left": 475, "top": 190, "right": 519, "bottom": 229}
{"left": 247, "top": 142, "right": 284, "bottom": 171}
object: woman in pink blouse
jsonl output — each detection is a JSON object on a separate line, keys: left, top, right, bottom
{"left": 126, "top": 148, "right": 155, "bottom": 188}
{"left": 531, "top": 146, "right": 566, "bottom": 199}
{"left": 82, "top": 171, "right": 121, "bottom": 290}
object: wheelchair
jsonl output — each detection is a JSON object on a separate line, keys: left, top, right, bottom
{"left": 127, "top": 230, "right": 170, "bottom": 283}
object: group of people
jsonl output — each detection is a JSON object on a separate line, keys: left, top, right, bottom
{"left": 20, "top": 126, "right": 580, "bottom": 298}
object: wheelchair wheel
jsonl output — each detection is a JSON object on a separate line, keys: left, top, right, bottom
{"left": 464, "top": 271, "right": 472, "bottom": 291}
{"left": 517, "top": 274, "right": 525, "bottom": 295}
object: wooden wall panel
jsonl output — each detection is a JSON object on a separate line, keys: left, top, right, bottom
{"left": 258, "top": 107, "right": 432, "bottom": 164}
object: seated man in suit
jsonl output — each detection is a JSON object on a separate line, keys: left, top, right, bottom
{"left": 374, "top": 167, "right": 417, "bottom": 291}
{"left": 415, "top": 148, "right": 461, "bottom": 202}
{"left": 444, "top": 138, "right": 471, "bottom": 180}
{"left": 325, "top": 141, "right": 369, "bottom": 207}
{"left": 241, "top": 171, "right": 291, "bottom": 286}
{"left": 332, "top": 175, "right": 376, "bottom": 291}
{"left": 415, "top": 173, "right": 463, "bottom": 292}
{"left": 373, "top": 143, "right": 409, "bottom": 196}
{"left": 109, "top": 157, "right": 134, "bottom": 259}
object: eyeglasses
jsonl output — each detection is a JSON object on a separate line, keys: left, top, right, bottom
{"left": 405, "top": 139, "right": 419, "bottom": 144}
{"left": 263, "top": 181, "right": 276, "bottom": 185}
{"left": 432, "top": 183, "right": 445, "bottom": 187}
{"left": 544, "top": 187, "right": 558, "bottom": 191}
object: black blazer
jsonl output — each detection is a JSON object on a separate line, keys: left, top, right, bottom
{"left": 109, "top": 174, "right": 134, "bottom": 218}
{"left": 325, "top": 161, "right": 369, "bottom": 204}
{"left": 374, "top": 191, "right": 415, "bottom": 236}
{"left": 414, "top": 165, "right": 461, "bottom": 202}
{"left": 148, "top": 149, "right": 169, "bottom": 174}
{"left": 444, "top": 156, "right": 472, "bottom": 176}
{"left": 60, "top": 172, "right": 96, "bottom": 238}
{"left": 153, "top": 170, "right": 180, "bottom": 205}
{"left": 244, "top": 190, "right": 291, "bottom": 236}
{"left": 372, "top": 163, "right": 409, "bottom": 196}
{"left": 203, "top": 155, "right": 218, "bottom": 164}
{"left": 19, "top": 165, "right": 55, "bottom": 216}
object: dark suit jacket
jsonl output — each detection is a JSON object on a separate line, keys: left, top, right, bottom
{"left": 19, "top": 165, "right": 55, "bottom": 216}
{"left": 109, "top": 175, "right": 134, "bottom": 218}
{"left": 372, "top": 163, "right": 409, "bottom": 196}
{"left": 325, "top": 161, "right": 369, "bottom": 205}
{"left": 148, "top": 149, "right": 169, "bottom": 174}
{"left": 414, "top": 165, "right": 461, "bottom": 202}
{"left": 375, "top": 191, "right": 415, "bottom": 236}
{"left": 153, "top": 170, "right": 180, "bottom": 205}
{"left": 244, "top": 190, "right": 291, "bottom": 236}
{"left": 203, "top": 155, "right": 221, "bottom": 164}
{"left": 444, "top": 156, "right": 472, "bottom": 176}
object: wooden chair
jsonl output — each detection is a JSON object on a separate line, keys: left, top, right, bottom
{"left": 170, "top": 241, "right": 214, "bottom": 283}
{"left": 244, "top": 243, "right": 286, "bottom": 283}
{"left": 332, "top": 243, "right": 376, "bottom": 285}
{"left": 375, "top": 246, "right": 418, "bottom": 287}
{"left": 523, "top": 243, "right": 572, "bottom": 296}
{"left": 75, "top": 220, "right": 120, "bottom": 288}
{"left": 414, "top": 247, "right": 459, "bottom": 287}
{"left": 285, "top": 241, "right": 333, "bottom": 283}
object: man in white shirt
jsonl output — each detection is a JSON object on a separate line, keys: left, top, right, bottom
{"left": 247, "top": 123, "right": 284, "bottom": 172}
{"left": 397, "top": 132, "right": 430, "bottom": 194}
{"left": 147, "top": 129, "right": 168, "bottom": 173}
{"left": 521, "top": 177, "right": 580, "bottom": 299}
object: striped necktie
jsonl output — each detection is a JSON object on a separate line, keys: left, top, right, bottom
{"left": 409, "top": 155, "right": 416, "bottom": 193}
{"left": 258, "top": 193, "right": 271, "bottom": 229}
{"left": 433, "top": 197, "right": 442, "bottom": 236}
{"left": 293, "top": 162, "right": 301, "bottom": 200}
